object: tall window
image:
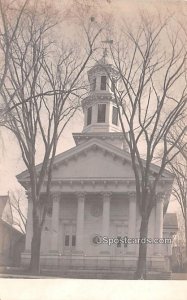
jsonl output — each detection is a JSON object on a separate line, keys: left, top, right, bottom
{"left": 111, "top": 81, "right": 115, "bottom": 92}
{"left": 64, "top": 235, "right": 76, "bottom": 247}
{"left": 65, "top": 235, "right": 70, "bottom": 246}
{"left": 97, "top": 103, "right": 106, "bottom": 123}
{"left": 92, "top": 78, "right": 96, "bottom": 91}
{"left": 72, "top": 235, "right": 76, "bottom": 247}
{"left": 87, "top": 106, "right": 92, "bottom": 125}
{"left": 100, "top": 75, "right": 107, "bottom": 90}
{"left": 112, "top": 106, "right": 118, "bottom": 125}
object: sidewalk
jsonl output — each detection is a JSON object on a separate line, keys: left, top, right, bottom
{"left": 0, "top": 266, "right": 59, "bottom": 279}
{"left": 0, "top": 273, "right": 59, "bottom": 279}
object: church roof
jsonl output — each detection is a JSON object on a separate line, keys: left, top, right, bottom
{"left": 0, "top": 195, "right": 8, "bottom": 217}
{"left": 0, "top": 218, "right": 25, "bottom": 236}
{"left": 87, "top": 51, "right": 118, "bottom": 77}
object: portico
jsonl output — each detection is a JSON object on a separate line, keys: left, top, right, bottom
{"left": 34, "top": 189, "right": 166, "bottom": 260}
{"left": 49, "top": 191, "right": 134, "bottom": 255}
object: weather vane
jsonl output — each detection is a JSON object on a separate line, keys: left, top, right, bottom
{"left": 101, "top": 39, "right": 113, "bottom": 58}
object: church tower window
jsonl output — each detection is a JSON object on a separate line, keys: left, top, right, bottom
{"left": 97, "top": 103, "right": 106, "bottom": 123}
{"left": 100, "top": 75, "right": 107, "bottom": 90}
{"left": 111, "top": 81, "right": 115, "bottom": 92}
{"left": 87, "top": 106, "right": 92, "bottom": 125}
{"left": 112, "top": 106, "right": 118, "bottom": 126}
{"left": 92, "top": 78, "right": 96, "bottom": 91}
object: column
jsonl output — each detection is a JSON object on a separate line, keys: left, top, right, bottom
{"left": 101, "top": 192, "right": 111, "bottom": 253}
{"left": 154, "top": 193, "right": 164, "bottom": 255}
{"left": 102, "top": 192, "right": 111, "bottom": 237}
{"left": 25, "top": 189, "right": 33, "bottom": 252}
{"left": 51, "top": 192, "right": 60, "bottom": 252}
{"left": 128, "top": 192, "right": 136, "bottom": 254}
{"left": 147, "top": 207, "right": 156, "bottom": 257}
{"left": 76, "top": 193, "right": 85, "bottom": 253}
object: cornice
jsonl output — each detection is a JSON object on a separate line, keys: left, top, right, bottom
{"left": 39, "top": 177, "right": 173, "bottom": 188}
{"left": 20, "top": 177, "right": 173, "bottom": 186}
{"left": 73, "top": 132, "right": 125, "bottom": 140}
{"left": 82, "top": 93, "right": 116, "bottom": 108}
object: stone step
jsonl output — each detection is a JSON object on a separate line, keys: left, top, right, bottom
{"left": 42, "top": 268, "right": 171, "bottom": 280}
{"left": 147, "top": 272, "right": 172, "bottom": 280}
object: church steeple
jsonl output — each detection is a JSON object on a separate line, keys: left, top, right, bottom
{"left": 82, "top": 51, "right": 121, "bottom": 133}
{"left": 73, "top": 52, "right": 127, "bottom": 150}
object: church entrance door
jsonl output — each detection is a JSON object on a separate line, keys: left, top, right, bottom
{"left": 115, "top": 225, "right": 127, "bottom": 256}
{"left": 63, "top": 224, "right": 76, "bottom": 254}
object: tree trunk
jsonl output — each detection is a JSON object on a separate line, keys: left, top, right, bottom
{"left": 29, "top": 210, "right": 42, "bottom": 275}
{"left": 134, "top": 217, "right": 149, "bottom": 279}
{"left": 185, "top": 218, "right": 187, "bottom": 258}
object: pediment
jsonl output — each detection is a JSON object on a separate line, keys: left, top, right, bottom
{"left": 51, "top": 141, "right": 134, "bottom": 180}
{"left": 17, "top": 138, "right": 173, "bottom": 182}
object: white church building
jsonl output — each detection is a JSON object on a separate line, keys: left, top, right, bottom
{"left": 17, "top": 55, "right": 178, "bottom": 279}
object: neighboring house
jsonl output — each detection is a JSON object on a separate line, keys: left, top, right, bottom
{"left": 172, "top": 246, "right": 186, "bottom": 272}
{"left": 171, "top": 217, "right": 186, "bottom": 272}
{"left": 163, "top": 213, "right": 178, "bottom": 272}
{"left": 0, "top": 195, "right": 25, "bottom": 266}
{"left": 17, "top": 55, "right": 177, "bottom": 278}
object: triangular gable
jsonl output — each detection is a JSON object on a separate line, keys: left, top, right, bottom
{"left": 17, "top": 138, "right": 174, "bottom": 182}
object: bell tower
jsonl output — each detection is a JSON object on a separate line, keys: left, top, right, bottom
{"left": 73, "top": 52, "right": 127, "bottom": 150}
{"left": 82, "top": 51, "right": 120, "bottom": 133}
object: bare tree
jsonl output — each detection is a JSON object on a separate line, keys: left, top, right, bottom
{"left": 168, "top": 122, "right": 187, "bottom": 256}
{"left": 0, "top": 1, "right": 101, "bottom": 274}
{"left": 4, "top": 190, "right": 27, "bottom": 234}
{"left": 0, "top": 0, "right": 29, "bottom": 90}
{"left": 173, "top": 211, "right": 186, "bottom": 272}
{"left": 0, "top": 0, "right": 29, "bottom": 126}
{"left": 105, "top": 12, "right": 187, "bottom": 278}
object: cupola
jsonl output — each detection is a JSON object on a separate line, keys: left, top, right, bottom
{"left": 73, "top": 52, "right": 128, "bottom": 150}
{"left": 82, "top": 52, "right": 121, "bottom": 133}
